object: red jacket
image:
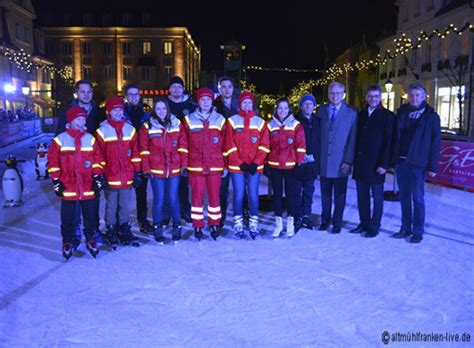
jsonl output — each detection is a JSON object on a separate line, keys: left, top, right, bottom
{"left": 47, "top": 128, "right": 98, "bottom": 201}
{"left": 267, "top": 114, "right": 306, "bottom": 169}
{"left": 94, "top": 118, "right": 141, "bottom": 189}
{"left": 139, "top": 115, "right": 188, "bottom": 178}
{"left": 183, "top": 108, "right": 226, "bottom": 175}
{"left": 225, "top": 110, "right": 270, "bottom": 173}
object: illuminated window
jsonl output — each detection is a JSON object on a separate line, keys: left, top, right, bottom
{"left": 143, "top": 41, "right": 152, "bottom": 54}
{"left": 164, "top": 66, "right": 172, "bottom": 80}
{"left": 164, "top": 42, "right": 173, "bottom": 55}
{"left": 381, "top": 92, "right": 395, "bottom": 111}
{"left": 437, "top": 86, "right": 465, "bottom": 130}
{"left": 142, "top": 97, "right": 153, "bottom": 109}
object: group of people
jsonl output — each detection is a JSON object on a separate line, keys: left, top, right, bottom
{"left": 48, "top": 76, "right": 441, "bottom": 260}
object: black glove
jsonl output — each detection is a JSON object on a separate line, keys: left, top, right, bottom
{"left": 240, "top": 163, "right": 250, "bottom": 173}
{"left": 52, "top": 179, "right": 65, "bottom": 197}
{"left": 133, "top": 171, "right": 143, "bottom": 189}
{"left": 92, "top": 174, "right": 108, "bottom": 192}
{"left": 248, "top": 162, "right": 258, "bottom": 175}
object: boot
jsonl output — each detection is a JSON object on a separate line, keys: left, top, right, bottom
{"left": 153, "top": 223, "right": 165, "bottom": 243}
{"left": 294, "top": 217, "right": 303, "bottom": 233}
{"left": 209, "top": 225, "right": 219, "bottom": 241}
{"left": 94, "top": 229, "right": 107, "bottom": 244}
{"left": 86, "top": 237, "right": 99, "bottom": 258}
{"left": 105, "top": 224, "right": 119, "bottom": 247}
{"left": 194, "top": 227, "right": 203, "bottom": 241}
{"left": 118, "top": 222, "right": 139, "bottom": 245}
{"left": 249, "top": 215, "right": 259, "bottom": 240}
{"left": 62, "top": 242, "right": 73, "bottom": 261}
{"left": 139, "top": 219, "right": 153, "bottom": 234}
{"left": 302, "top": 216, "right": 316, "bottom": 230}
{"left": 272, "top": 216, "right": 283, "bottom": 238}
{"left": 172, "top": 224, "right": 182, "bottom": 241}
{"left": 287, "top": 216, "right": 295, "bottom": 238}
{"left": 234, "top": 215, "right": 244, "bottom": 239}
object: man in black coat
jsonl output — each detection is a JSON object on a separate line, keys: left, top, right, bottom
{"left": 392, "top": 83, "right": 441, "bottom": 243}
{"left": 124, "top": 84, "right": 152, "bottom": 233}
{"left": 351, "top": 85, "right": 394, "bottom": 238}
{"left": 294, "top": 94, "right": 319, "bottom": 232}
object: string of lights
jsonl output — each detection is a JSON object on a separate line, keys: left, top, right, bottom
{"left": 243, "top": 66, "right": 322, "bottom": 73}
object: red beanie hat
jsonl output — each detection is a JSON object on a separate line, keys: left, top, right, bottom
{"left": 66, "top": 106, "right": 87, "bottom": 124}
{"left": 238, "top": 91, "right": 254, "bottom": 105}
{"left": 195, "top": 88, "right": 214, "bottom": 101}
{"left": 106, "top": 96, "right": 125, "bottom": 113}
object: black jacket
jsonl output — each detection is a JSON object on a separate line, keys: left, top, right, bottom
{"left": 353, "top": 106, "right": 394, "bottom": 184}
{"left": 167, "top": 95, "right": 196, "bottom": 121}
{"left": 213, "top": 95, "right": 239, "bottom": 118}
{"left": 294, "top": 110, "right": 320, "bottom": 180}
{"left": 55, "top": 99, "right": 105, "bottom": 136}
{"left": 393, "top": 103, "right": 441, "bottom": 172}
{"left": 125, "top": 103, "right": 149, "bottom": 131}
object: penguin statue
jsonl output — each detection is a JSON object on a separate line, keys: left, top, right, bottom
{"left": 1, "top": 155, "right": 24, "bottom": 207}
{"left": 35, "top": 143, "right": 49, "bottom": 180}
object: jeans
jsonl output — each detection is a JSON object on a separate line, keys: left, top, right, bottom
{"left": 270, "top": 168, "right": 297, "bottom": 217}
{"left": 320, "top": 176, "right": 349, "bottom": 228}
{"left": 220, "top": 171, "right": 231, "bottom": 221}
{"left": 396, "top": 160, "right": 426, "bottom": 236}
{"left": 356, "top": 181, "right": 384, "bottom": 230}
{"left": 231, "top": 172, "right": 260, "bottom": 217}
{"left": 150, "top": 176, "right": 181, "bottom": 225}
{"left": 295, "top": 178, "right": 315, "bottom": 218}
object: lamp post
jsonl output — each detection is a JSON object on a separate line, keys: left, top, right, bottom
{"left": 385, "top": 79, "right": 393, "bottom": 111}
{"left": 22, "top": 82, "right": 30, "bottom": 109}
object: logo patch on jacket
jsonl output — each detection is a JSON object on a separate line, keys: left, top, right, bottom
{"left": 172, "top": 140, "right": 178, "bottom": 147}
{"left": 213, "top": 137, "right": 219, "bottom": 144}
{"left": 127, "top": 149, "right": 132, "bottom": 156}
{"left": 251, "top": 136, "right": 258, "bottom": 144}
{"left": 287, "top": 138, "right": 294, "bottom": 144}
{"left": 84, "top": 160, "right": 91, "bottom": 168}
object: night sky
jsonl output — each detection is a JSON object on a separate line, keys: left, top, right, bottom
{"left": 34, "top": 0, "right": 398, "bottom": 93}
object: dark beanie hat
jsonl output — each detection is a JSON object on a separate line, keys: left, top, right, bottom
{"left": 169, "top": 76, "right": 184, "bottom": 89}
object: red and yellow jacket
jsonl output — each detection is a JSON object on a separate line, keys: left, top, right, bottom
{"left": 225, "top": 110, "right": 270, "bottom": 173}
{"left": 94, "top": 118, "right": 141, "bottom": 189}
{"left": 267, "top": 114, "right": 306, "bottom": 169}
{"left": 139, "top": 115, "right": 188, "bottom": 178}
{"left": 47, "top": 128, "right": 98, "bottom": 201}
{"left": 183, "top": 108, "right": 226, "bottom": 175}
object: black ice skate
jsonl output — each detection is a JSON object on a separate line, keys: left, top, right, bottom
{"left": 172, "top": 224, "right": 182, "bottom": 242}
{"left": 62, "top": 243, "right": 73, "bottom": 261}
{"left": 194, "top": 227, "right": 203, "bottom": 241}
{"left": 86, "top": 240, "right": 99, "bottom": 258}
{"left": 105, "top": 224, "right": 119, "bottom": 249}
{"left": 118, "top": 222, "right": 140, "bottom": 247}
{"left": 153, "top": 224, "right": 165, "bottom": 244}
{"left": 209, "top": 225, "right": 219, "bottom": 241}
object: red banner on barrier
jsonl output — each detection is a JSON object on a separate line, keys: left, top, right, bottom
{"left": 435, "top": 139, "right": 474, "bottom": 190}
{"left": 0, "top": 119, "right": 42, "bottom": 147}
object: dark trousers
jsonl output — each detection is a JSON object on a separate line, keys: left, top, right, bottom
{"left": 320, "top": 176, "right": 349, "bottom": 228}
{"left": 220, "top": 171, "right": 230, "bottom": 221}
{"left": 270, "top": 168, "right": 297, "bottom": 217}
{"left": 61, "top": 199, "right": 95, "bottom": 244}
{"left": 74, "top": 192, "right": 100, "bottom": 230}
{"left": 179, "top": 175, "right": 191, "bottom": 216}
{"left": 295, "top": 178, "right": 315, "bottom": 219}
{"left": 135, "top": 175, "right": 148, "bottom": 222}
{"left": 396, "top": 160, "right": 426, "bottom": 236}
{"left": 356, "top": 181, "right": 384, "bottom": 231}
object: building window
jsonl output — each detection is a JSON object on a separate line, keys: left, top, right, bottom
{"left": 142, "top": 97, "right": 153, "bottom": 109}
{"left": 122, "top": 42, "right": 131, "bottom": 55}
{"left": 142, "top": 13, "right": 151, "bottom": 26}
{"left": 83, "top": 14, "right": 93, "bottom": 26}
{"left": 381, "top": 92, "right": 395, "bottom": 111}
{"left": 164, "top": 66, "right": 172, "bottom": 80}
{"left": 24, "top": 27, "right": 29, "bottom": 43}
{"left": 437, "top": 86, "right": 465, "bottom": 130}
{"left": 42, "top": 70, "right": 51, "bottom": 84}
{"left": 123, "top": 66, "right": 132, "bottom": 80}
{"left": 104, "top": 66, "right": 113, "bottom": 80}
{"left": 16, "top": 23, "right": 21, "bottom": 39}
{"left": 102, "top": 42, "right": 112, "bottom": 55}
{"left": 143, "top": 41, "right": 152, "bottom": 54}
{"left": 83, "top": 66, "right": 92, "bottom": 80}
{"left": 122, "top": 14, "right": 131, "bottom": 26}
{"left": 82, "top": 42, "right": 92, "bottom": 55}
{"left": 63, "top": 41, "right": 72, "bottom": 55}
{"left": 141, "top": 66, "right": 151, "bottom": 80}
{"left": 102, "top": 14, "right": 112, "bottom": 26}
{"left": 414, "top": 0, "right": 421, "bottom": 17}
{"left": 164, "top": 42, "right": 173, "bottom": 55}
{"left": 424, "top": 43, "right": 432, "bottom": 62}
{"left": 64, "top": 13, "right": 72, "bottom": 26}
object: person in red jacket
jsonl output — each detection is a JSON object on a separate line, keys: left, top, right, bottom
{"left": 140, "top": 97, "right": 188, "bottom": 243}
{"left": 47, "top": 106, "right": 101, "bottom": 260}
{"left": 94, "top": 96, "right": 142, "bottom": 247}
{"left": 225, "top": 92, "right": 270, "bottom": 239}
{"left": 183, "top": 88, "right": 226, "bottom": 241}
{"left": 267, "top": 97, "right": 306, "bottom": 238}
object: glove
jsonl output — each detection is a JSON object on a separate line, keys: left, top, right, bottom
{"left": 92, "top": 174, "right": 108, "bottom": 193}
{"left": 221, "top": 169, "right": 228, "bottom": 178}
{"left": 239, "top": 163, "right": 250, "bottom": 173}
{"left": 248, "top": 163, "right": 258, "bottom": 175}
{"left": 133, "top": 171, "right": 143, "bottom": 189}
{"left": 52, "top": 179, "right": 65, "bottom": 197}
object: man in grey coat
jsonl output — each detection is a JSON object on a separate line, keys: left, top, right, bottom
{"left": 316, "top": 82, "right": 358, "bottom": 233}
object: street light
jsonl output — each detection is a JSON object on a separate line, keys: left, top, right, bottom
{"left": 385, "top": 79, "right": 393, "bottom": 111}
{"left": 22, "top": 82, "right": 30, "bottom": 108}
{"left": 4, "top": 83, "right": 15, "bottom": 94}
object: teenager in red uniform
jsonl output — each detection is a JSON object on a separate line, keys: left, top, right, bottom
{"left": 94, "top": 96, "right": 143, "bottom": 247}
{"left": 140, "top": 97, "right": 188, "bottom": 243}
{"left": 225, "top": 92, "right": 270, "bottom": 239}
{"left": 267, "top": 97, "right": 306, "bottom": 238}
{"left": 48, "top": 106, "right": 100, "bottom": 260}
{"left": 183, "top": 88, "right": 226, "bottom": 241}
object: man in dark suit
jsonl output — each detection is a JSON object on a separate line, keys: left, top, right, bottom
{"left": 351, "top": 85, "right": 394, "bottom": 238}
{"left": 316, "top": 82, "right": 358, "bottom": 234}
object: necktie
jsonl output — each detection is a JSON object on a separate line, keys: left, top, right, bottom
{"left": 330, "top": 107, "right": 337, "bottom": 124}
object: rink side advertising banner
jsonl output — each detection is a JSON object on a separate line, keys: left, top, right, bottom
{"left": 434, "top": 139, "right": 474, "bottom": 190}
{"left": 0, "top": 119, "right": 42, "bottom": 147}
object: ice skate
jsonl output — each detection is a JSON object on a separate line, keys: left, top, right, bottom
{"left": 272, "top": 216, "right": 283, "bottom": 238}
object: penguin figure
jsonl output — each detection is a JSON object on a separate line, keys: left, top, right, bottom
{"left": 2, "top": 155, "right": 24, "bottom": 207}
{"left": 35, "top": 143, "right": 49, "bottom": 180}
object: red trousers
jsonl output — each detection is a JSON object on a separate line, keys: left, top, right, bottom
{"left": 189, "top": 174, "right": 222, "bottom": 228}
